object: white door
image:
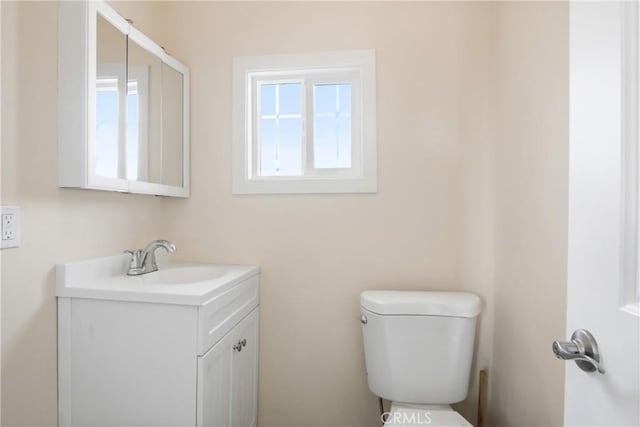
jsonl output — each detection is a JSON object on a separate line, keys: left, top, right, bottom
{"left": 564, "top": 2, "right": 640, "bottom": 425}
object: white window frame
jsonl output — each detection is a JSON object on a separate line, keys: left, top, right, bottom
{"left": 233, "top": 50, "right": 377, "bottom": 194}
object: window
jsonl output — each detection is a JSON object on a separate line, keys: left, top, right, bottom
{"left": 233, "top": 50, "right": 376, "bottom": 194}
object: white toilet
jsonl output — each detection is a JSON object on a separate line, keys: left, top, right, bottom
{"left": 360, "top": 291, "right": 482, "bottom": 427}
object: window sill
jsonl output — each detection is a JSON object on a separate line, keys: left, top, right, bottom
{"left": 232, "top": 176, "right": 377, "bottom": 195}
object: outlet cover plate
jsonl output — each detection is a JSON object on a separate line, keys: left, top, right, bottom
{"left": 1, "top": 206, "right": 21, "bottom": 249}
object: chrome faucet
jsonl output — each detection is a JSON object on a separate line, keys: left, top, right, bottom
{"left": 125, "top": 240, "right": 176, "bottom": 276}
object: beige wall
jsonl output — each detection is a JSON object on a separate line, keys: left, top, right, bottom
{"left": 490, "top": 2, "right": 569, "bottom": 426}
{"left": 0, "top": 2, "right": 166, "bottom": 425}
{"left": 159, "top": 2, "right": 495, "bottom": 426}
{"left": 458, "top": 2, "right": 497, "bottom": 421}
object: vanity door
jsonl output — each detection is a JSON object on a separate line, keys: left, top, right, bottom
{"left": 197, "top": 308, "right": 259, "bottom": 427}
{"left": 231, "top": 309, "right": 258, "bottom": 427}
{"left": 197, "top": 329, "right": 233, "bottom": 427}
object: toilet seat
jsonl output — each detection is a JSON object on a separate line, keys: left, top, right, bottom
{"left": 383, "top": 402, "right": 473, "bottom": 427}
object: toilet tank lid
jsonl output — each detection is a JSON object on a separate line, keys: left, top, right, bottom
{"left": 360, "top": 291, "right": 482, "bottom": 318}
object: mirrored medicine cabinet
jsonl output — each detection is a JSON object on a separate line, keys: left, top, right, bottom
{"left": 59, "top": 1, "right": 190, "bottom": 197}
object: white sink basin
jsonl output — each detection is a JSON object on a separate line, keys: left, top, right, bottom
{"left": 140, "top": 265, "right": 227, "bottom": 285}
{"left": 56, "top": 254, "right": 260, "bottom": 305}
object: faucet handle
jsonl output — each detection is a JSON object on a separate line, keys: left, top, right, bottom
{"left": 125, "top": 241, "right": 175, "bottom": 276}
{"left": 124, "top": 249, "right": 145, "bottom": 270}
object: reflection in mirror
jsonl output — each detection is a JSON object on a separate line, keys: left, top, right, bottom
{"left": 128, "top": 38, "right": 162, "bottom": 184}
{"left": 126, "top": 64, "right": 150, "bottom": 181}
{"left": 161, "top": 63, "right": 184, "bottom": 187}
{"left": 95, "top": 13, "right": 126, "bottom": 179}
{"left": 94, "top": 13, "right": 186, "bottom": 188}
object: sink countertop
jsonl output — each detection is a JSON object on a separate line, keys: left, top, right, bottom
{"left": 56, "top": 254, "right": 260, "bottom": 306}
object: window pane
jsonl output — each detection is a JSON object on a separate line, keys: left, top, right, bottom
{"left": 260, "top": 118, "right": 277, "bottom": 176}
{"left": 337, "top": 116, "right": 352, "bottom": 168}
{"left": 314, "top": 84, "right": 335, "bottom": 114}
{"left": 260, "top": 84, "right": 276, "bottom": 116}
{"left": 279, "top": 83, "right": 301, "bottom": 115}
{"left": 259, "top": 82, "right": 303, "bottom": 176}
{"left": 313, "top": 83, "right": 352, "bottom": 169}
{"left": 259, "top": 117, "right": 302, "bottom": 176}
{"left": 278, "top": 118, "right": 302, "bottom": 175}
{"left": 338, "top": 84, "right": 351, "bottom": 112}
{"left": 314, "top": 116, "right": 351, "bottom": 169}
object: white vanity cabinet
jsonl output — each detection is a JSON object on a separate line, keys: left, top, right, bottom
{"left": 56, "top": 256, "right": 260, "bottom": 427}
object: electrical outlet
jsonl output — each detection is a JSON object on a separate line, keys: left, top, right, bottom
{"left": 1, "top": 206, "right": 20, "bottom": 249}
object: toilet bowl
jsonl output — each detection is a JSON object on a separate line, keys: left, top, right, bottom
{"left": 360, "top": 291, "right": 481, "bottom": 427}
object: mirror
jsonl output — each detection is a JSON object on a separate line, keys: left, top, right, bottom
{"left": 126, "top": 37, "right": 163, "bottom": 184}
{"left": 58, "top": 0, "right": 189, "bottom": 197}
{"left": 94, "top": 12, "right": 187, "bottom": 190}
{"left": 95, "top": 14, "right": 127, "bottom": 180}
{"left": 161, "top": 63, "right": 185, "bottom": 187}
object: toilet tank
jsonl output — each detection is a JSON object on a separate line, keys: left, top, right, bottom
{"left": 360, "top": 291, "right": 481, "bottom": 404}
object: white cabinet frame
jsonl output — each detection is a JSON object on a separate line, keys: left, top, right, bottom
{"left": 58, "top": 0, "right": 190, "bottom": 197}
